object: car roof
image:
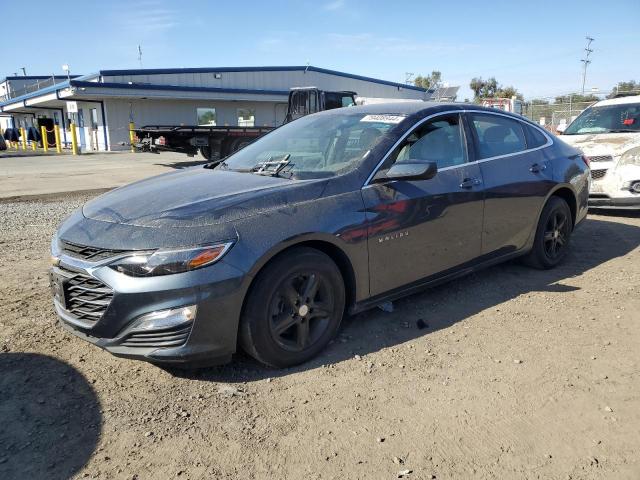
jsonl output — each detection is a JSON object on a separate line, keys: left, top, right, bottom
{"left": 591, "top": 95, "right": 640, "bottom": 107}
{"left": 321, "top": 101, "right": 525, "bottom": 118}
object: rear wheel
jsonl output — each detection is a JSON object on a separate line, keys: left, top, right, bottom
{"left": 239, "top": 247, "right": 345, "bottom": 368}
{"left": 523, "top": 196, "right": 573, "bottom": 269}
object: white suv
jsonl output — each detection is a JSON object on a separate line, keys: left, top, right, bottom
{"left": 561, "top": 95, "right": 640, "bottom": 209}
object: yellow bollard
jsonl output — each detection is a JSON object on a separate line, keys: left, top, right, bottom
{"left": 70, "top": 123, "right": 79, "bottom": 155}
{"left": 54, "top": 125, "right": 62, "bottom": 153}
{"left": 20, "top": 127, "right": 27, "bottom": 150}
{"left": 41, "top": 126, "right": 49, "bottom": 153}
{"left": 129, "top": 121, "right": 136, "bottom": 153}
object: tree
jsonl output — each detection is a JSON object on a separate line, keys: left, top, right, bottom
{"left": 414, "top": 71, "right": 442, "bottom": 90}
{"left": 470, "top": 77, "right": 485, "bottom": 98}
{"left": 495, "top": 85, "right": 523, "bottom": 100}
{"left": 469, "top": 77, "right": 521, "bottom": 100}
{"left": 530, "top": 98, "right": 550, "bottom": 105}
{"left": 607, "top": 80, "right": 640, "bottom": 98}
{"left": 554, "top": 93, "right": 599, "bottom": 104}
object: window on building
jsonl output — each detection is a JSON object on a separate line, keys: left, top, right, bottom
{"left": 237, "top": 108, "right": 255, "bottom": 127}
{"left": 470, "top": 113, "right": 526, "bottom": 159}
{"left": 197, "top": 107, "right": 217, "bottom": 126}
{"left": 90, "top": 108, "right": 98, "bottom": 129}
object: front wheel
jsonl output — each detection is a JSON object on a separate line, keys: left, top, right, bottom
{"left": 239, "top": 247, "right": 345, "bottom": 368}
{"left": 523, "top": 196, "right": 573, "bottom": 269}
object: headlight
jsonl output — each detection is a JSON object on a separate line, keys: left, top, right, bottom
{"left": 109, "top": 242, "right": 234, "bottom": 277}
{"left": 619, "top": 147, "right": 640, "bottom": 167}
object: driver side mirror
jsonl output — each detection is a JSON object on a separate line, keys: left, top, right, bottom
{"left": 374, "top": 160, "right": 438, "bottom": 183}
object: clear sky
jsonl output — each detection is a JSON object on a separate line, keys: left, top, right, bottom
{"left": 2, "top": 0, "right": 638, "bottom": 100}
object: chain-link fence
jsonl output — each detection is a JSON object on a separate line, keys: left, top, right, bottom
{"left": 523, "top": 101, "right": 597, "bottom": 133}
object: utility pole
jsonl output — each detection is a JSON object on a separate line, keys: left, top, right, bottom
{"left": 137, "top": 45, "right": 143, "bottom": 68}
{"left": 581, "top": 36, "right": 594, "bottom": 95}
{"left": 20, "top": 67, "right": 27, "bottom": 76}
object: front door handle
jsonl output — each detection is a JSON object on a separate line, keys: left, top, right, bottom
{"left": 530, "top": 163, "right": 547, "bottom": 173}
{"left": 460, "top": 177, "right": 482, "bottom": 189}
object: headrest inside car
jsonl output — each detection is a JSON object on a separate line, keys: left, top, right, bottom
{"left": 484, "top": 125, "right": 511, "bottom": 143}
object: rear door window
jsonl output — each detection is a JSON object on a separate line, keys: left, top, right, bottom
{"left": 470, "top": 113, "right": 527, "bottom": 159}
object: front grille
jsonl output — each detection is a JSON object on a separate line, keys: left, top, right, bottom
{"left": 591, "top": 169, "right": 607, "bottom": 180}
{"left": 589, "top": 155, "right": 613, "bottom": 163}
{"left": 60, "top": 266, "right": 113, "bottom": 324}
{"left": 61, "top": 241, "right": 125, "bottom": 262}
{"left": 120, "top": 325, "right": 192, "bottom": 348}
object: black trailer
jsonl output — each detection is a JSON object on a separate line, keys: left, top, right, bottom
{"left": 133, "top": 88, "right": 356, "bottom": 160}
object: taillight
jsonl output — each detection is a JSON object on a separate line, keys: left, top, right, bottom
{"left": 581, "top": 155, "right": 590, "bottom": 167}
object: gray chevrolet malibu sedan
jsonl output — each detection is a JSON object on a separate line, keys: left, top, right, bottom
{"left": 51, "top": 103, "right": 590, "bottom": 367}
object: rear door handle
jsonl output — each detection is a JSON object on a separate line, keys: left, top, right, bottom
{"left": 460, "top": 177, "right": 482, "bottom": 189}
{"left": 530, "top": 163, "right": 547, "bottom": 173}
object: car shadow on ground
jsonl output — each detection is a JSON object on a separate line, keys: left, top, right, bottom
{"left": 169, "top": 216, "right": 640, "bottom": 383}
{"left": 153, "top": 159, "right": 209, "bottom": 169}
{"left": 0, "top": 353, "right": 101, "bottom": 480}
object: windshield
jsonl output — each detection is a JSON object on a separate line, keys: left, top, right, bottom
{"left": 221, "top": 112, "right": 405, "bottom": 178}
{"left": 564, "top": 102, "right": 640, "bottom": 135}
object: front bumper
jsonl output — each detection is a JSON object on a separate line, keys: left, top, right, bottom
{"left": 51, "top": 254, "right": 249, "bottom": 366}
{"left": 588, "top": 196, "right": 640, "bottom": 210}
{"left": 588, "top": 163, "right": 640, "bottom": 210}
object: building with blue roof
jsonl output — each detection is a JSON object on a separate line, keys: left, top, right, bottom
{"left": 0, "top": 66, "right": 426, "bottom": 152}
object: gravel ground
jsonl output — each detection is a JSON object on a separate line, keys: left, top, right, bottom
{"left": 0, "top": 193, "right": 639, "bottom": 480}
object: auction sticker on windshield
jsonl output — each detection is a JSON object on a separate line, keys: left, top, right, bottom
{"left": 360, "top": 114, "right": 406, "bottom": 124}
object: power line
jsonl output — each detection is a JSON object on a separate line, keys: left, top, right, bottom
{"left": 581, "top": 35, "right": 594, "bottom": 95}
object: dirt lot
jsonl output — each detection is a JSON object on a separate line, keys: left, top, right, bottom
{"left": 0, "top": 192, "right": 639, "bottom": 480}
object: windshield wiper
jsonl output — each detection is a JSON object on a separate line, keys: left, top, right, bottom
{"left": 607, "top": 129, "right": 638, "bottom": 133}
{"left": 251, "top": 154, "right": 294, "bottom": 178}
{"left": 203, "top": 159, "right": 229, "bottom": 169}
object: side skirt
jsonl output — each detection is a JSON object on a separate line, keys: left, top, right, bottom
{"left": 348, "top": 249, "right": 528, "bottom": 315}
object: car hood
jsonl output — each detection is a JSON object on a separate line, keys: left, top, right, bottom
{"left": 82, "top": 167, "right": 327, "bottom": 227}
{"left": 560, "top": 132, "right": 640, "bottom": 157}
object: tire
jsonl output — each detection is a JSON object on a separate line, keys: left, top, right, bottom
{"left": 200, "top": 146, "right": 212, "bottom": 160}
{"left": 239, "top": 247, "right": 345, "bottom": 368}
{"left": 230, "top": 138, "right": 252, "bottom": 153}
{"left": 522, "top": 196, "right": 573, "bottom": 269}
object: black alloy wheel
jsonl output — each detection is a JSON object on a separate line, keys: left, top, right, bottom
{"left": 239, "top": 247, "right": 345, "bottom": 367}
{"left": 268, "top": 272, "right": 335, "bottom": 352}
{"left": 543, "top": 209, "right": 570, "bottom": 261}
{"left": 523, "top": 196, "right": 573, "bottom": 269}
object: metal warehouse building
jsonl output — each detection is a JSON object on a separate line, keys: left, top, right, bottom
{"left": 0, "top": 66, "right": 427, "bottom": 152}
